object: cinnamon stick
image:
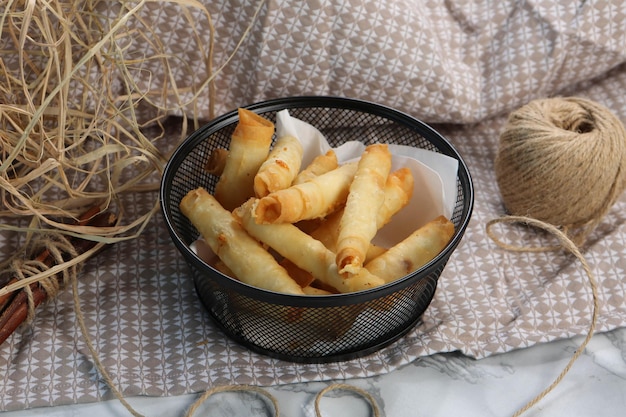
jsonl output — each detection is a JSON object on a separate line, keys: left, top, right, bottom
{"left": 0, "top": 279, "right": 19, "bottom": 315}
{"left": 0, "top": 208, "right": 116, "bottom": 345}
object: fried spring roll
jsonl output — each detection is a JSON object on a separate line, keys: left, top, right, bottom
{"left": 311, "top": 167, "right": 414, "bottom": 251}
{"left": 214, "top": 108, "right": 274, "bottom": 210}
{"left": 279, "top": 258, "right": 315, "bottom": 288}
{"left": 252, "top": 161, "right": 357, "bottom": 224}
{"left": 292, "top": 149, "right": 338, "bottom": 185}
{"left": 180, "top": 188, "right": 305, "bottom": 295}
{"left": 378, "top": 167, "right": 414, "bottom": 224}
{"left": 301, "top": 286, "right": 334, "bottom": 296}
{"left": 235, "top": 199, "right": 385, "bottom": 293}
{"left": 365, "top": 244, "right": 387, "bottom": 263}
{"left": 365, "top": 215, "right": 454, "bottom": 283}
{"left": 336, "top": 144, "right": 392, "bottom": 275}
{"left": 214, "top": 259, "right": 235, "bottom": 277}
{"left": 254, "top": 135, "right": 304, "bottom": 197}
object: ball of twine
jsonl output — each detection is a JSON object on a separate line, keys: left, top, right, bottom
{"left": 489, "top": 96, "right": 626, "bottom": 416}
{"left": 494, "top": 96, "right": 626, "bottom": 243}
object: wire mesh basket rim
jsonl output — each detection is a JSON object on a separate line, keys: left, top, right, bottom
{"left": 160, "top": 95, "right": 474, "bottom": 307}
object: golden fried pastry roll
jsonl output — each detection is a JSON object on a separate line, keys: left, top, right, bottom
{"left": 214, "top": 108, "right": 274, "bottom": 210}
{"left": 294, "top": 218, "right": 325, "bottom": 234}
{"left": 292, "top": 149, "right": 338, "bottom": 185}
{"left": 301, "top": 286, "right": 334, "bottom": 296}
{"left": 235, "top": 199, "right": 385, "bottom": 293}
{"left": 378, "top": 167, "right": 414, "bottom": 226}
{"left": 205, "top": 148, "right": 228, "bottom": 176}
{"left": 365, "top": 244, "right": 387, "bottom": 263}
{"left": 252, "top": 161, "right": 357, "bottom": 224}
{"left": 214, "top": 259, "right": 235, "bottom": 277}
{"left": 309, "top": 209, "right": 343, "bottom": 251}
{"left": 336, "top": 144, "right": 392, "bottom": 275}
{"left": 254, "top": 135, "right": 304, "bottom": 197}
{"left": 311, "top": 167, "right": 414, "bottom": 251}
{"left": 365, "top": 215, "right": 454, "bottom": 283}
{"left": 279, "top": 258, "right": 315, "bottom": 288}
{"left": 180, "top": 188, "right": 305, "bottom": 295}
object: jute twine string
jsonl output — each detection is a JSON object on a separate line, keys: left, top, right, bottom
{"left": 11, "top": 235, "right": 79, "bottom": 323}
{"left": 70, "top": 260, "right": 377, "bottom": 417}
{"left": 184, "top": 385, "right": 280, "bottom": 417}
{"left": 487, "top": 96, "right": 626, "bottom": 416}
{"left": 314, "top": 383, "right": 381, "bottom": 417}
{"left": 486, "top": 216, "right": 599, "bottom": 417}
{"left": 72, "top": 257, "right": 378, "bottom": 417}
{"left": 12, "top": 263, "right": 49, "bottom": 324}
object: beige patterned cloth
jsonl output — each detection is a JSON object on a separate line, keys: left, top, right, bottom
{"left": 1, "top": 0, "right": 626, "bottom": 411}
{"left": 131, "top": 0, "right": 626, "bottom": 124}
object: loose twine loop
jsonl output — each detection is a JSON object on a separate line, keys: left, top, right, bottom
{"left": 181, "top": 382, "right": 380, "bottom": 417}
{"left": 487, "top": 96, "right": 626, "bottom": 416}
{"left": 485, "top": 216, "right": 599, "bottom": 417}
{"left": 314, "top": 384, "right": 381, "bottom": 417}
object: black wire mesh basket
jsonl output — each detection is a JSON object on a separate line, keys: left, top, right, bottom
{"left": 160, "top": 96, "right": 473, "bottom": 363}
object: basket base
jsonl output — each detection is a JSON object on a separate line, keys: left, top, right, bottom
{"left": 195, "top": 283, "right": 427, "bottom": 364}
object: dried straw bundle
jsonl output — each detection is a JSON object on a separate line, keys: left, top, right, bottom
{"left": 0, "top": 0, "right": 219, "bottom": 292}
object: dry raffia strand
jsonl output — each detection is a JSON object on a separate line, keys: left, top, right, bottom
{"left": 0, "top": 2, "right": 330, "bottom": 417}
{"left": 0, "top": 0, "right": 218, "bottom": 285}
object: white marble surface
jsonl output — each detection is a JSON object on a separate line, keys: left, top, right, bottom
{"left": 4, "top": 327, "right": 625, "bottom": 417}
